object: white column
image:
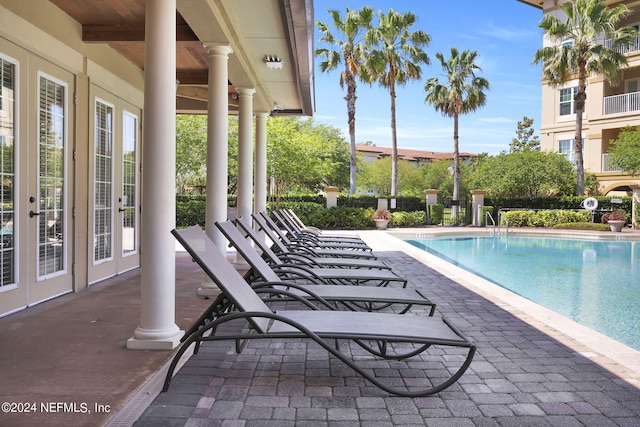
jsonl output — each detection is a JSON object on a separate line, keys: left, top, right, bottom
{"left": 128, "top": 0, "right": 182, "bottom": 350}
{"left": 254, "top": 112, "right": 268, "bottom": 216}
{"left": 236, "top": 87, "right": 255, "bottom": 227}
{"left": 198, "top": 43, "right": 232, "bottom": 297}
{"left": 253, "top": 112, "right": 268, "bottom": 242}
{"left": 204, "top": 44, "right": 232, "bottom": 252}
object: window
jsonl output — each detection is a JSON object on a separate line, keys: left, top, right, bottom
{"left": 559, "top": 87, "right": 578, "bottom": 116}
{"left": 558, "top": 138, "right": 584, "bottom": 165}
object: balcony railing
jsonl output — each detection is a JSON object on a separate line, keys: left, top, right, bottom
{"left": 604, "top": 37, "right": 640, "bottom": 55}
{"left": 603, "top": 91, "right": 640, "bottom": 115}
{"left": 602, "top": 153, "right": 623, "bottom": 172}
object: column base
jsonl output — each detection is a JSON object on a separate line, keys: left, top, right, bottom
{"left": 127, "top": 325, "right": 184, "bottom": 350}
{"left": 197, "top": 280, "right": 222, "bottom": 299}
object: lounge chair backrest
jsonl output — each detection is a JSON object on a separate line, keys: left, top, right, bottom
{"left": 284, "top": 209, "right": 305, "bottom": 228}
{"left": 171, "top": 226, "right": 272, "bottom": 334}
{"left": 215, "top": 221, "right": 281, "bottom": 283}
{"left": 272, "top": 210, "right": 298, "bottom": 235}
{"left": 252, "top": 213, "right": 289, "bottom": 252}
{"left": 258, "top": 212, "right": 293, "bottom": 245}
{"left": 233, "top": 218, "right": 285, "bottom": 264}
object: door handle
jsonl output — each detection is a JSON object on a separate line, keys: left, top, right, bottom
{"left": 118, "top": 208, "right": 126, "bottom": 212}
{"left": 29, "top": 210, "right": 40, "bottom": 218}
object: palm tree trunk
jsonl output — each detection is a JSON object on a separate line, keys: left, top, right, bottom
{"left": 452, "top": 113, "right": 460, "bottom": 220}
{"left": 389, "top": 67, "right": 398, "bottom": 197}
{"left": 575, "top": 59, "right": 587, "bottom": 196}
{"left": 346, "top": 74, "right": 358, "bottom": 194}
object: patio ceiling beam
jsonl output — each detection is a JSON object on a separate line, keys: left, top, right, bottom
{"left": 82, "top": 24, "right": 198, "bottom": 42}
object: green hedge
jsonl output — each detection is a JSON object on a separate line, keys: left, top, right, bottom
{"left": 176, "top": 199, "right": 206, "bottom": 227}
{"left": 427, "top": 204, "right": 444, "bottom": 225}
{"left": 486, "top": 196, "right": 632, "bottom": 218}
{"left": 176, "top": 194, "right": 636, "bottom": 230}
{"left": 501, "top": 209, "right": 591, "bottom": 228}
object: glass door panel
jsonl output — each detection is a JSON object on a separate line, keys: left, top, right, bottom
{"left": 37, "top": 76, "right": 66, "bottom": 278}
{"left": 0, "top": 55, "right": 17, "bottom": 302}
{"left": 121, "top": 110, "right": 138, "bottom": 256}
{"left": 93, "top": 99, "right": 113, "bottom": 264}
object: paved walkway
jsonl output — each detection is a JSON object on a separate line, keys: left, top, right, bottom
{"left": 134, "top": 229, "right": 640, "bottom": 426}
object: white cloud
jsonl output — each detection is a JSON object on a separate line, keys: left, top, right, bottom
{"left": 480, "top": 24, "right": 537, "bottom": 42}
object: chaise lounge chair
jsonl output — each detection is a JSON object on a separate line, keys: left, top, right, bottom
{"left": 282, "top": 208, "right": 359, "bottom": 238}
{"left": 258, "top": 211, "right": 372, "bottom": 251}
{"left": 253, "top": 213, "right": 378, "bottom": 259}
{"left": 163, "top": 226, "right": 476, "bottom": 397}
{"left": 235, "top": 217, "right": 392, "bottom": 270}
{"left": 220, "top": 220, "right": 406, "bottom": 287}
{"left": 216, "top": 220, "right": 433, "bottom": 313}
{"left": 273, "top": 209, "right": 367, "bottom": 244}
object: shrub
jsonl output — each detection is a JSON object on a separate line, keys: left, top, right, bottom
{"left": 428, "top": 204, "right": 444, "bottom": 225}
{"left": 305, "top": 206, "right": 373, "bottom": 229}
{"left": 502, "top": 209, "right": 592, "bottom": 228}
{"left": 390, "top": 211, "right": 426, "bottom": 227}
{"left": 176, "top": 199, "right": 206, "bottom": 227}
{"left": 501, "top": 210, "right": 535, "bottom": 227}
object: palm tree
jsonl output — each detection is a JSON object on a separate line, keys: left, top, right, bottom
{"left": 364, "top": 9, "right": 430, "bottom": 196}
{"left": 316, "top": 7, "right": 374, "bottom": 194}
{"left": 424, "top": 48, "right": 489, "bottom": 220}
{"left": 533, "top": 0, "right": 636, "bottom": 196}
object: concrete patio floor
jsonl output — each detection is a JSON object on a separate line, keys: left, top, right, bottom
{"left": 1, "top": 228, "right": 639, "bottom": 426}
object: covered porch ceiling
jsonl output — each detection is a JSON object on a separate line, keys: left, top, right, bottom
{"left": 49, "top": 0, "right": 315, "bottom": 116}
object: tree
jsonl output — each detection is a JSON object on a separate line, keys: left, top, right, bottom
{"left": 471, "top": 151, "right": 577, "bottom": 198}
{"left": 609, "top": 126, "right": 640, "bottom": 176}
{"left": 357, "top": 157, "right": 424, "bottom": 196}
{"left": 424, "top": 48, "right": 489, "bottom": 219}
{"left": 533, "top": 0, "right": 637, "bottom": 195}
{"left": 316, "top": 6, "right": 374, "bottom": 195}
{"left": 175, "top": 114, "right": 207, "bottom": 193}
{"left": 363, "top": 9, "right": 430, "bottom": 196}
{"left": 267, "top": 117, "right": 349, "bottom": 201}
{"left": 510, "top": 116, "right": 540, "bottom": 152}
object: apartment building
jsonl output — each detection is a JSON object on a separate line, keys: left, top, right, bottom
{"left": 519, "top": 0, "right": 640, "bottom": 195}
{"left": 356, "top": 145, "right": 476, "bottom": 166}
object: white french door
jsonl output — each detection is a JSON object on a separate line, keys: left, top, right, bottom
{"left": 26, "top": 58, "right": 74, "bottom": 304}
{"left": 88, "top": 87, "right": 140, "bottom": 284}
{"left": 0, "top": 46, "right": 22, "bottom": 315}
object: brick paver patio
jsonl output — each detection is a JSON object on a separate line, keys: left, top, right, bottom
{"left": 134, "top": 230, "right": 640, "bottom": 426}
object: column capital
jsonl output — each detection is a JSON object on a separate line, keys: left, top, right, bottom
{"left": 255, "top": 111, "right": 269, "bottom": 118}
{"left": 235, "top": 87, "right": 256, "bottom": 96}
{"left": 203, "top": 43, "right": 233, "bottom": 56}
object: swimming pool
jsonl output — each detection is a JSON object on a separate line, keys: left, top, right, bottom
{"left": 403, "top": 234, "right": 640, "bottom": 351}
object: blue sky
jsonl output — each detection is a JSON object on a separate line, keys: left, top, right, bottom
{"left": 312, "top": 0, "right": 544, "bottom": 155}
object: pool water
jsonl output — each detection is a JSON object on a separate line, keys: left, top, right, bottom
{"left": 404, "top": 235, "right": 640, "bottom": 351}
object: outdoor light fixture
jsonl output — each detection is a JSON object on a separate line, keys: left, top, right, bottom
{"left": 265, "top": 55, "right": 283, "bottom": 70}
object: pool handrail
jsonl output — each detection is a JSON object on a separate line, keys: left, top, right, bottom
{"left": 497, "top": 210, "right": 509, "bottom": 237}
{"left": 486, "top": 211, "right": 496, "bottom": 235}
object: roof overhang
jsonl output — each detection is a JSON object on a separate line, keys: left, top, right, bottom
{"left": 49, "top": 0, "right": 315, "bottom": 116}
{"left": 517, "top": 0, "right": 543, "bottom": 10}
